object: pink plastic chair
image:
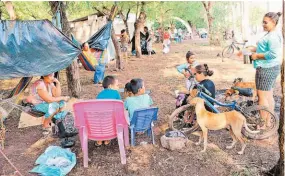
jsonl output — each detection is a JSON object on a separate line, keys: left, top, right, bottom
{"left": 73, "top": 100, "right": 129, "bottom": 167}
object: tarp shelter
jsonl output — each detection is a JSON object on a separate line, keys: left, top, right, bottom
{"left": 0, "top": 20, "right": 114, "bottom": 80}
{"left": 0, "top": 20, "right": 81, "bottom": 79}
{"left": 72, "top": 21, "right": 114, "bottom": 71}
{"left": 0, "top": 19, "right": 113, "bottom": 99}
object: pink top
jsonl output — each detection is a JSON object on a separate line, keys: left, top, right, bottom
{"left": 29, "top": 79, "right": 54, "bottom": 105}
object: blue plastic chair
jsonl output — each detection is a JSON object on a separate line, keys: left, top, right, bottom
{"left": 129, "top": 107, "right": 158, "bottom": 146}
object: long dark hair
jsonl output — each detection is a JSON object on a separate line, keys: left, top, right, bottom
{"left": 195, "top": 64, "right": 214, "bottom": 76}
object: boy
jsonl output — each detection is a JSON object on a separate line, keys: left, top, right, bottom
{"left": 120, "top": 29, "right": 129, "bottom": 64}
{"left": 124, "top": 79, "right": 153, "bottom": 122}
{"left": 124, "top": 82, "right": 134, "bottom": 99}
{"left": 95, "top": 75, "right": 121, "bottom": 146}
{"left": 96, "top": 75, "right": 121, "bottom": 100}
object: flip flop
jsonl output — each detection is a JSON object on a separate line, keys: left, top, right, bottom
{"left": 94, "top": 141, "right": 103, "bottom": 147}
{"left": 104, "top": 140, "right": 111, "bottom": 146}
{"left": 42, "top": 126, "right": 52, "bottom": 136}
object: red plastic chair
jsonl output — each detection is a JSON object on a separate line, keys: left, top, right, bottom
{"left": 73, "top": 100, "right": 129, "bottom": 167}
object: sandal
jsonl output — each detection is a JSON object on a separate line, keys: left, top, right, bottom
{"left": 104, "top": 140, "right": 111, "bottom": 146}
{"left": 94, "top": 141, "right": 103, "bottom": 147}
{"left": 42, "top": 126, "right": 52, "bottom": 136}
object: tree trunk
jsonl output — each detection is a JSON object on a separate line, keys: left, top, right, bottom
{"left": 4, "top": 1, "right": 16, "bottom": 20}
{"left": 267, "top": 2, "right": 285, "bottom": 175}
{"left": 111, "top": 28, "right": 121, "bottom": 69}
{"left": 49, "top": 1, "right": 81, "bottom": 98}
{"left": 135, "top": 2, "right": 139, "bottom": 20}
{"left": 134, "top": 2, "right": 146, "bottom": 58}
{"left": 108, "top": 5, "right": 121, "bottom": 70}
{"left": 118, "top": 9, "right": 131, "bottom": 40}
{"left": 202, "top": 1, "right": 215, "bottom": 45}
{"left": 241, "top": 1, "right": 250, "bottom": 41}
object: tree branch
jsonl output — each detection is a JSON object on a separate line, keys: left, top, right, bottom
{"left": 92, "top": 6, "right": 107, "bottom": 16}
{"left": 202, "top": 1, "right": 208, "bottom": 11}
{"left": 4, "top": 1, "right": 16, "bottom": 20}
{"left": 140, "top": 1, "right": 146, "bottom": 12}
{"left": 103, "top": 6, "right": 111, "bottom": 13}
{"left": 126, "top": 8, "right": 131, "bottom": 21}
{"left": 208, "top": 2, "right": 211, "bottom": 9}
{"left": 164, "top": 9, "right": 172, "bottom": 14}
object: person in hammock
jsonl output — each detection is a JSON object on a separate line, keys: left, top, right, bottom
{"left": 82, "top": 42, "right": 105, "bottom": 84}
{"left": 28, "top": 73, "right": 75, "bottom": 137}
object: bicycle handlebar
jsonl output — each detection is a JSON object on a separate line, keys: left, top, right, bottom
{"left": 184, "top": 68, "right": 212, "bottom": 97}
{"left": 195, "top": 83, "right": 212, "bottom": 97}
{"left": 184, "top": 68, "right": 194, "bottom": 79}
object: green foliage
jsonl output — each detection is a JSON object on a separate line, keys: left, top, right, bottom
{"left": 173, "top": 2, "right": 207, "bottom": 28}
{"left": 211, "top": 2, "right": 234, "bottom": 34}
{"left": 249, "top": 6, "right": 266, "bottom": 27}
{"left": 0, "top": 1, "right": 266, "bottom": 36}
{"left": 1, "top": 2, "right": 52, "bottom": 20}
{"left": 66, "top": 1, "right": 114, "bottom": 21}
{"left": 174, "top": 21, "right": 186, "bottom": 30}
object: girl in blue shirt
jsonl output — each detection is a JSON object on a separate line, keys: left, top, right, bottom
{"left": 247, "top": 12, "right": 282, "bottom": 128}
{"left": 175, "top": 51, "right": 199, "bottom": 96}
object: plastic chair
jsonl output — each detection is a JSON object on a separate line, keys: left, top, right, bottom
{"left": 73, "top": 100, "right": 129, "bottom": 167}
{"left": 130, "top": 107, "right": 158, "bottom": 146}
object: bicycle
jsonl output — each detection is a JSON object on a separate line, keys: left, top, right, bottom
{"left": 169, "top": 78, "right": 278, "bottom": 140}
{"left": 222, "top": 39, "right": 248, "bottom": 58}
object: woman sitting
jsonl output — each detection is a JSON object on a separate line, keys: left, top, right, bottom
{"left": 182, "top": 64, "right": 216, "bottom": 125}
{"left": 28, "top": 73, "right": 74, "bottom": 137}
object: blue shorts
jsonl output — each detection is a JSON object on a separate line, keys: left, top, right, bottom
{"left": 33, "top": 100, "right": 66, "bottom": 119}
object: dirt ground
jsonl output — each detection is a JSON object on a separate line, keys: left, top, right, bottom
{"left": 0, "top": 39, "right": 281, "bottom": 176}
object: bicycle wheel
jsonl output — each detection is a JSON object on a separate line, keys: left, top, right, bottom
{"left": 168, "top": 104, "right": 200, "bottom": 134}
{"left": 222, "top": 45, "right": 235, "bottom": 58}
{"left": 241, "top": 105, "right": 278, "bottom": 140}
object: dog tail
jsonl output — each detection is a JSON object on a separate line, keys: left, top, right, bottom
{"left": 243, "top": 119, "right": 260, "bottom": 134}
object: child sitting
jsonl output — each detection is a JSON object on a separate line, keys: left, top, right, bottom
{"left": 176, "top": 51, "right": 199, "bottom": 93}
{"left": 124, "top": 82, "right": 134, "bottom": 99}
{"left": 96, "top": 75, "right": 121, "bottom": 100}
{"left": 175, "top": 51, "right": 199, "bottom": 108}
{"left": 96, "top": 75, "right": 121, "bottom": 146}
{"left": 124, "top": 79, "right": 153, "bottom": 123}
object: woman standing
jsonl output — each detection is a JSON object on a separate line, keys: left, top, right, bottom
{"left": 249, "top": 12, "right": 282, "bottom": 128}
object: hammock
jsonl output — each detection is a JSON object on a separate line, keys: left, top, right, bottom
{"left": 77, "top": 50, "right": 106, "bottom": 71}
{"left": 71, "top": 21, "right": 112, "bottom": 71}
{"left": 5, "top": 77, "right": 33, "bottom": 99}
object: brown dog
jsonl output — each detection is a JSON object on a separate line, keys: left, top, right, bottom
{"left": 189, "top": 97, "right": 259, "bottom": 155}
{"left": 225, "top": 78, "right": 256, "bottom": 102}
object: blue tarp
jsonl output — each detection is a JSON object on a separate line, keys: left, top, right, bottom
{"left": 87, "top": 21, "right": 112, "bottom": 50}
{"left": 0, "top": 20, "right": 81, "bottom": 79}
